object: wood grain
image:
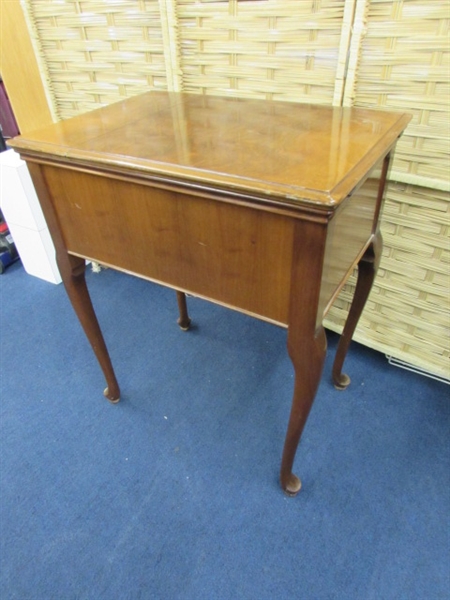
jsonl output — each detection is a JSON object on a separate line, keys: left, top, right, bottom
{"left": 41, "top": 164, "right": 294, "bottom": 325}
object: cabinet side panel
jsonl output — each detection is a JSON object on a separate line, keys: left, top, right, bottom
{"left": 320, "top": 160, "right": 384, "bottom": 318}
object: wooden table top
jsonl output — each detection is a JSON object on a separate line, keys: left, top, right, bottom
{"left": 11, "top": 91, "right": 410, "bottom": 208}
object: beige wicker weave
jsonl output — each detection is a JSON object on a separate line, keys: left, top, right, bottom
{"left": 176, "top": 0, "right": 347, "bottom": 104}
{"left": 344, "top": 0, "right": 449, "bottom": 190}
{"left": 20, "top": 0, "right": 450, "bottom": 379}
{"left": 22, "top": 0, "right": 169, "bottom": 120}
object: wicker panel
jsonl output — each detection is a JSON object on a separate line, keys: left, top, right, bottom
{"left": 325, "top": 183, "right": 450, "bottom": 379}
{"left": 176, "top": 0, "right": 347, "bottom": 103}
{"left": 23, "top": 0, "right": 169, "bottom": 120}
{"left": 344, "top": 0, "right": 450, "bottom": 188}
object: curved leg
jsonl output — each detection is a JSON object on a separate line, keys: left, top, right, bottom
{"left": 280, "top": 326, "right": 327, "bottom": 496}
{"left": 332, "top": 231, "right": 382, "bottom": 390}
{"left": 280, "top": 218, "right": 329, "bottom": 495}
{"left": 176, "top": 291, "right": 191, "bottom": 331}
{"left": 25, "top": 163, "right": 120, "bottom": 402}
{"left": 58, "top": 253, "right": 120, "bottom": 403}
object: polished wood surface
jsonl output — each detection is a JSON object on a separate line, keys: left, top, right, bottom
{"left": 11, "top": 91, "right": 409, "bottom": 206}
{"left": 10, "top": 91, "right": 411, "bottom": 495}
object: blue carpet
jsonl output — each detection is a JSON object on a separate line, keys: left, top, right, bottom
{"left": 1, "top": 261, "right": 449, "bottom": 600}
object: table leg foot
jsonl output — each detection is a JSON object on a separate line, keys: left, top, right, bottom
{"left": 333, "top": 373, "right": 351, "bottom": 391}
{"left": 104, "top": 387, "right": 120, "bottom": 404}
{"left": 177, "top": 320, "right": 191, "bottom": 331}
{"left": 281, "top": 473, "right": 302, "bottom": 496}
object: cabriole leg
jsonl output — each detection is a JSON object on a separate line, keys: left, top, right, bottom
{"left": 332, "top": 231, "right": 382, "bottom": 390}
{"left": 58, "top": 253, "right": 120, "bottom": 403}
{"left": 280, "top": 326, "right": 327, "bottom": 496}
{"left": 26, "top": 163, "right": 120, "bottom": 403}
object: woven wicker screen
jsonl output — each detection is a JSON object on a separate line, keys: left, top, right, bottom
{"left": 21, "top": 0, "right": 450, "bottom": 379}
{"left": 176, "top": 0, "right": 348, "bottom": 104}
{"left": 22, "top": 0, "right": 170, "bottom": 120}
{"left": 343, "top": 0, "right": 449, "bottom": 189}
